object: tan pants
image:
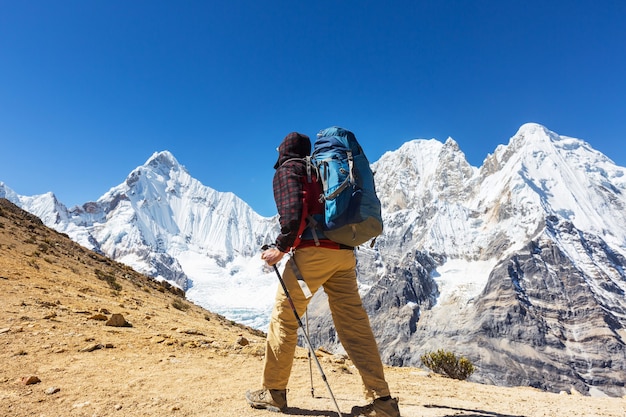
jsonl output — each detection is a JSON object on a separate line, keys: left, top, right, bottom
{"left": 262, "top": 246, "right": 391, "bottom": 400}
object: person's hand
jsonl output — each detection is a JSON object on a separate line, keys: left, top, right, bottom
{"left": 261, "top": 247, "right": 285, "bottom": 266}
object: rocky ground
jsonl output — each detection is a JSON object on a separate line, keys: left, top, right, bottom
{"left": 1, "top": 198, "right": 624, "bottom": 416}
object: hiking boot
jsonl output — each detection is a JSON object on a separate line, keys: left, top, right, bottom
{"left": 351, "top": 397, "right": 401, "bottom": 417}
{"left": 245, "top": 388, "right": 287, "bottom": 412}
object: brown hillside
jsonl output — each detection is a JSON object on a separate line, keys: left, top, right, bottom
{"left": 0, "top": 198, "right": 624, "bottom": 417}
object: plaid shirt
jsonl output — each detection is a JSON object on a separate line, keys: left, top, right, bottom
{"left": 272, "top": 132, "right": 311, "bottom": 252}
{"left": 273, "top": 159, "right": 307, "bottom": 252}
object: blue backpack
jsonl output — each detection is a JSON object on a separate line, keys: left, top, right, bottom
{"left": 311, "top": 126, "right": 383, "bottom": 246}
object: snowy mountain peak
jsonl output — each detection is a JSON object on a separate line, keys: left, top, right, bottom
{"left": 483, "top": 123, "right": 626, "bottom": 246}
{"left": 372, "top": 123, "right": 626, "bottom": 264}
{"left": 516, "top": 121, "right": 553, "bottom": 137}
{"left": 507, "top": 122, "right": 608, "bottom": 166}
{"left": 0, "top": 181, "right": 17, "bottom": 200}
{"left": 145, "top": 150, "right": 182, "bottom": 172}
{"left": 443, "top": 136, "right": 460, "bottom": 148}
{"left": 123, "top": 150, "right": 187, "bottom": 189}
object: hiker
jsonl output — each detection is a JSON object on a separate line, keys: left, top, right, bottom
{"left": 246, "top": 131, "right": 401, "bottom": 417}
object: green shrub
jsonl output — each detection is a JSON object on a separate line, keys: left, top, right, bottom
{"left": 420, "top": 349, "right": 475, "bottom": 380}
{"left": 171, "top": 298, "right": 190, "bottom": 312}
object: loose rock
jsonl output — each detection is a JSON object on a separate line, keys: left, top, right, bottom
{"left": 21, "top": 375, "right": 41, "bottom": 385}
{"left": 79, "top": 344, "right": 104, "bottom": 352}
{"left": 106, "top": 313, "right": 132, "bottom": 327}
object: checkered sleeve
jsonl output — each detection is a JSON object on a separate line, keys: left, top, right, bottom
{"left": 273, "top": 162, "right": 304, "bottom": 252}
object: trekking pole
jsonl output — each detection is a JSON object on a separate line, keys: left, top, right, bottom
{"left": 262, "top": 245, "right": 343, "bottom": 417}
{"left": 305, "top": 310, "right": 315, "bottom": 398}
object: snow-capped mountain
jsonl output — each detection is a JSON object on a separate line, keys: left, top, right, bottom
{"left": 2, "top": 123, "right": 625, "bottom": 397}
{"left": 306, "top": 123, "right": 626, "bottom": 397}
{"left": 1, "top": 151, "right": 280, "bottom": 328}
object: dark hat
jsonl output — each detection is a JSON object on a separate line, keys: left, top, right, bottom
{"left": 274, "top": 132, "right": 311, "bottom": 169}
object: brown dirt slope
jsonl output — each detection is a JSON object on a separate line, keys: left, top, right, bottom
{"left": 0, "top": 198, "right": 624, "bottom": 416}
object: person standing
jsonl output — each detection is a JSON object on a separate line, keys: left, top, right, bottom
{"left": 245, "top": 131, "right": 401, "bottom": 417}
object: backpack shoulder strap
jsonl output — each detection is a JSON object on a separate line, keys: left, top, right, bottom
{"left": 302, "top": 156, "right": 321, "bottom": 246}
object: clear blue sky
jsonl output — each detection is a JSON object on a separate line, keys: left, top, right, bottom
{"left": 1, "top": 1, "right": 625, "bottom": 217}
